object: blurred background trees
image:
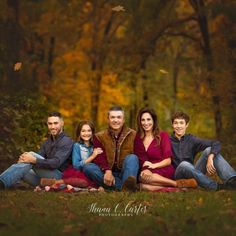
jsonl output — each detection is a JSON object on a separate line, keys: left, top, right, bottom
{"left": 0, "top": 0, "right": 235, "bottom": 169}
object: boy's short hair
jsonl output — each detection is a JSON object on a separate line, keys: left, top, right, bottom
{"left": 107, "top": 106, "right": 124, "bottom": 117}
{"left": 171, "top": 111, "right": 190, "bottom": 124}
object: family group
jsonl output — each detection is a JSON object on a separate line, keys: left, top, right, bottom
{"left": 0, "top": 106, "right": 236, "bottom": 192}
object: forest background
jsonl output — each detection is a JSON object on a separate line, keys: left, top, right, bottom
{"left": 0, "top": 0, "right": 235, "bottom": 171}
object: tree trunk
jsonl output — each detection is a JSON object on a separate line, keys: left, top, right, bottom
{"left": 141, "top": 62, "right": 149, "bottom": 107}
{"left": 190, "top": 0, "right": 222, "bottom": 138}
{"left": 2, "top": 0, "right": 23, "bottom": 92}
{"left": 172, "top": 60, "right": 179, "bottom": 112}
{"left": 90, "top": 55, "right": 103, "bottom": 127}
{"left": 90, "top": 71, "right": 103, "bottom": 127}
{"left": 129, "top": 71, "right": 139, "bottom": 128}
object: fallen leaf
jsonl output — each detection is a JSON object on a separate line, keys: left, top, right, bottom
{"left": 159, "top": 69, "right": 169, "bottom": 74}
{"left": 112, "top": 5, "right": 125, "bottom": 12}
{"left": 14, "top": 62, "right": 22, "bottom": 71}
{"left": 198, "top": 197, "right": 203, "bottom": 205}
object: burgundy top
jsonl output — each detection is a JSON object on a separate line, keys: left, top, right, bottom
{"left": 134, "top": 131, "right": 175, "bottom": 179}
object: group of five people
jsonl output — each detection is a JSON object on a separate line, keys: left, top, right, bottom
{"left": 0, "top": 106, "right": 236, "bottom": 192}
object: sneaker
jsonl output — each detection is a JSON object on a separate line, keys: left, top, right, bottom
{"left": 40, "top": 178, "right": 57, "bottom": 187}
{"left": 176, "top": 178, "right": 198, "bottom": 188}
{"left": 226, "top": 177, "right": 236, "bottom": 189}
{"left": 217, "top": 178, "right": 236, "bottom": 191}
{"left": 217, "top": 183, "right": 228, "bottom": 191}
{"left": 121, "top": 176, "right": 137, "bottom": 192}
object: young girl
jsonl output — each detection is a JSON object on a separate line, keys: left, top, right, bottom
{"left": 40, "top": 121, "right": 103, "bottom": 191}
{"left": 134, "top": 107, "right": 197, "bottom": 191}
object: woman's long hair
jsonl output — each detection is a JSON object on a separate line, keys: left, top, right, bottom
{"left": 136, "top": 107, "right": 160, "bottom": 143}
{"left": 75, "top": 120, "right": 95, "bottom": 144}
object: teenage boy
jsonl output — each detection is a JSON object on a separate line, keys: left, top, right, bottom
{"left": 170, "top": 111, "right": 236, "bottom": 191}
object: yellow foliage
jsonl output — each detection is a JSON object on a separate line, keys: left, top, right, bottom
{"left": 115, "top": 25, "right": 126, "bottom": 39}
{"left": 199, "top": 84, "right": 207, "bottom": 96}
{"left": 209, "top": 14, "right": 229, "bottom": 34}
{"left": 175, "top": 0, "right": 194, "bottom": 18}
{"left": 98, "top": 73, "right": 132, "bottom": 126}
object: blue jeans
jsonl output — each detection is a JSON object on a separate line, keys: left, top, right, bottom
{"left": 175, "top": 147, "right": 236, "bottom": 190}
{"left": 0, "top": 152, "right": 62, "bottom": 188}
{"left": 83, "top": 154, "right": 139, "bottom": 190}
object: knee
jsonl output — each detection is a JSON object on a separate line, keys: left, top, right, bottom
{"left": 12, "top": 163, "right": 31, "bottom": 168}
{"left": 82, "top": 163, "right": 95, "bottom": 174}
{"left": 199, "top": 147, "right": 212, "bottom": 162}
{"left": 175, "top": 161, "right": 195, "bottom": 179}
{"left": 202, "top": 147, "right": 211, "bottom": 156}
{"left": 139, "top": 170, "right": 152, "bottom": 183}
{"left": 177, "top": 161, "right": 194, "bottom": 171}
{"left": 124, "top": 154, "right": 139, "bottom": 166}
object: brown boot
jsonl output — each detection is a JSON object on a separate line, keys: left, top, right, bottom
{"left": 176, "top": 178, "right": 198, "bottom": 188}
{"left": 121, "top": 176, "right": 137, "bottom": 192}
{"left": 40, "top": 178, "right": 57, "bottom": 187}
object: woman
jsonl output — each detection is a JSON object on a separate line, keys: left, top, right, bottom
{"left": 134, "top": 107, "right": 197, "bottom": 191}
{"left": 40, "top": 121, "right": 103, "bottom": 191}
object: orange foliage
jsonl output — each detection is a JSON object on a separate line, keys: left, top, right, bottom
{"left": 98, "top": 73, "right": 132, "bottom": 126}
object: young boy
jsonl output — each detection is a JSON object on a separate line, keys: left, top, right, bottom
{"left": 170, "top": 111, "right": 236, "bottom": 191}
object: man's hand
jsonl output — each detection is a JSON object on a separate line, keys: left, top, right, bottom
{"left": 104, "top": 170, "right": 115, "bottom": 186}
{"left": 18, "top": 152, "right": 36, "bottom": 164}
{"left": 206, "top": 154, "right": 216, "bottom": 175}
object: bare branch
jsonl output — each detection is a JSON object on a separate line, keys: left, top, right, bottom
{"left": 162, "top": 31, "right": 204, "bottom": 51}
{"left": 163, "top": 32, "right": 199, "bottom": 43}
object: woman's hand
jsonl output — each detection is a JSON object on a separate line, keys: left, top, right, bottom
{"left": 143, "top": 161, "right": 155, "bottom": 169}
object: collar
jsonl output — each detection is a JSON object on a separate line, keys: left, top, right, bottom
{"left": 50, "top": 131, "right": 64, "bottom": 141}
{"left": 171, "top": 132, "right": 186, "bottom": 141}
{"left": 108, "top": 126, "right": 124, "bottom": 140}
{"left": 78, "top": 141, "right": 93, "bottom": 148}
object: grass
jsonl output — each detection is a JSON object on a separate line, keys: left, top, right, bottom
{"left": 0, "top": 190, "right": 236, "bottom": 236}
